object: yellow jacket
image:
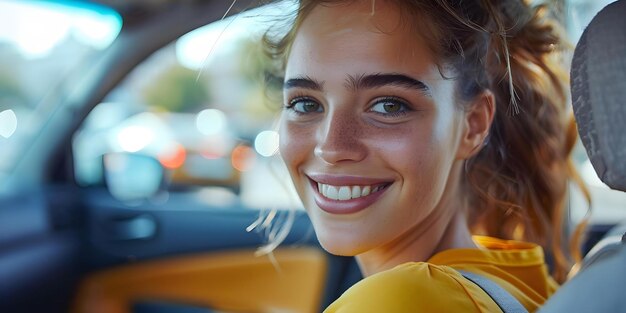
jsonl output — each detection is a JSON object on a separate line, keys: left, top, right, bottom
{"left": 324, "top": 236, "right": 557, "bottom": 312}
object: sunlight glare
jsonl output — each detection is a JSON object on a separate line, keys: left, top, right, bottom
{"left": 0, "top": 1, "right": 121, "bottom": 58}
{"left": 118, "top": 126, "right": 155, "bottom": 153}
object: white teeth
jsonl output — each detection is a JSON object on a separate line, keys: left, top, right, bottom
{"left": 362, "top": 185, "right": 371, "bottom": 197}
{"left": 317, "top": 183, "right": 385, "bottom": 201}
{"left": 326, "top": 186, "right": 339, "bottom": 200}
{"left": 338, "top": 186, "right": 351, "bottom": 200}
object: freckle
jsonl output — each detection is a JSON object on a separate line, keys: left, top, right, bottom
{"left": 336, "top": 121, "right": 361, "bottom": 145}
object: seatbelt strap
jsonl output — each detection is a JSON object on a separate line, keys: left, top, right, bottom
{"left": 459, "top": 271, "right": 529, "bottom": 313}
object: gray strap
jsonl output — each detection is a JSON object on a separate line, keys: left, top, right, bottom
{"left": 459, "top": 270, "right": 528, "bottom": 313}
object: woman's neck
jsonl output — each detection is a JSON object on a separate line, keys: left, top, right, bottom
{"left": 355, "top": 211, "right": 476, "bottom": 277}
{"left": 355, "top": 165, "right": 478, "bottom": 277}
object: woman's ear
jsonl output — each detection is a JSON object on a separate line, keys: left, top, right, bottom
{"left": 457, "top": 90, "right": 495, "bottom": 159}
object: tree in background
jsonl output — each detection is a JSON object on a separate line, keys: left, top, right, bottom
{"left": 237, "top": 36, "right": 282, "bottom": 115}
{"left": 143, "top": 65, "right": 210, "bottom": 113}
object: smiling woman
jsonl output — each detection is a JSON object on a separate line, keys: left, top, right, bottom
{"left": 266, "top": 0, "right": 583, "bottom": 311}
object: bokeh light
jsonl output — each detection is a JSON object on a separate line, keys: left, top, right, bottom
{"left": 196, "top": 109, "right": 227, "bottom": 135}
{"left": 231, "top": 145, "right": 255, "bottom": 172}
{"left": 159, "top": 143, "right": 187, "bottom": 169}
{"left": 0, "top": 110, "right": 18, "bottom": 139}
{"left": 254, "top": 130, "right": 279, "bottom": 157}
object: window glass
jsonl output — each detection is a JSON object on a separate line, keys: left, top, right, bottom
{"left": 0, "top": 1, "right": 121, "bottom": 174}
{"left": 565, "top": 0, "right": 618, "bottom": 42}
{"left": 73, "top": 2, "right": 302, "bottom": 209}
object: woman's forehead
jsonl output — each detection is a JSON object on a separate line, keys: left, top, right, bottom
{"left": 302, "top": 0, "right": 407, "bottom": 37}
{"left": 286, "top": 1, "right": 442, "bottom": 84}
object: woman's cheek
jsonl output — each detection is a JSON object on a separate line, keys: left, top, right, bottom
{"left": 279, "top": 122, "right": 310, "bottom": 172}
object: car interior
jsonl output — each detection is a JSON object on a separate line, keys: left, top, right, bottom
{"left": 0, "top": 0, "right": 624, "bottom": 312}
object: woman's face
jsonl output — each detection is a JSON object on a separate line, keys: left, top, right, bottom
{"left": 279, "top": 1, "right": 469, "bottom": 256}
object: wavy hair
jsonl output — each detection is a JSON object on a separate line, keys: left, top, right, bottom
{"left": 263, "top": 0, "right": 588, "bottom": 282}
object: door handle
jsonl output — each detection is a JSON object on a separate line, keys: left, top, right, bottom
{"left": 106, "top": 214, "right": 157, "bottom": 241}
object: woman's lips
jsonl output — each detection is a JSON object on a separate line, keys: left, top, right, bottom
{"left": 307, "top": 175, "right": 392, "bottom": 215}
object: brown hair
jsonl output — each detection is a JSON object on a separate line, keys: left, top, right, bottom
{"left": 263, "top": 0, "right": 587, "bottom": 282}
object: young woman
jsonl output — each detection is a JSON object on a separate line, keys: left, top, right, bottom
{"left": 267, "top": 0, "right": 581, "bottom": 311}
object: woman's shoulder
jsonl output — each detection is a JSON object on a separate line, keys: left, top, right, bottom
{"left": 323, "top": 262, "right": 502, "bottom": 313}
{"left": 429, "top": 236, "right": 558, "bottom": 305}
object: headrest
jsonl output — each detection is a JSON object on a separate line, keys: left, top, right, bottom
{"left": 571, "top": 0, "right": 626, "bottom": 192}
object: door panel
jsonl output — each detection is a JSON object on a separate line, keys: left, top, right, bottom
{"left": 77, "top": 188, "right": 361, "bottom": 312}
{"left": 73, "top": 248, "right": 328, "bottom": 313}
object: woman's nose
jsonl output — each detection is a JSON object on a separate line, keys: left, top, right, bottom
{"left": 314, "top": 109, "right": 367, "bottom": 164}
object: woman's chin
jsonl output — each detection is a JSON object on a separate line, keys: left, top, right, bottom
{"left": 320, "top": 243, "right": 358, "bottom": 257}
{"left": 315, "top": 232, "right": 368, "bottom": 257}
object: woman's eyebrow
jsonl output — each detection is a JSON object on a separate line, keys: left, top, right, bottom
{"left": 347, "top": 73, "right": 431, "bottom": 96}
{"left": 283, "top": 73, "right": 430, "bottom": 96}
{"left": 283, "top": 76, "right": 324, "bottom": 91}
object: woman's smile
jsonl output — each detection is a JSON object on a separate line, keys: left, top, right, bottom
{"left": 307, "top": 174, "right": 394, "bottom": 214}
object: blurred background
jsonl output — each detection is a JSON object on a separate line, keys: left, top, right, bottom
{"left": 0, "top": 0, "right": 303, "bottom": 211}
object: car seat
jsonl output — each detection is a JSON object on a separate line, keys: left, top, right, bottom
{"left": 538, "top": 1, "right": 626, "bottom": 312}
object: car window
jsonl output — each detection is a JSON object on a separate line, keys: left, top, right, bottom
{"left": 0, "top": 0, "right": 122, "bottom": 176}
{"left": 565, "top": 0, "right": 618, "bottom": 42}
{"left": 72, "top": 2, "right": 303, "bottom": 210}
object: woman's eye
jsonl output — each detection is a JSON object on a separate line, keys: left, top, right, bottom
{"left": 369, "top": 98, "right": 410, "bottom": 116}
{"left": 288, "top": 98, "right": 323, "bottom": 114}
